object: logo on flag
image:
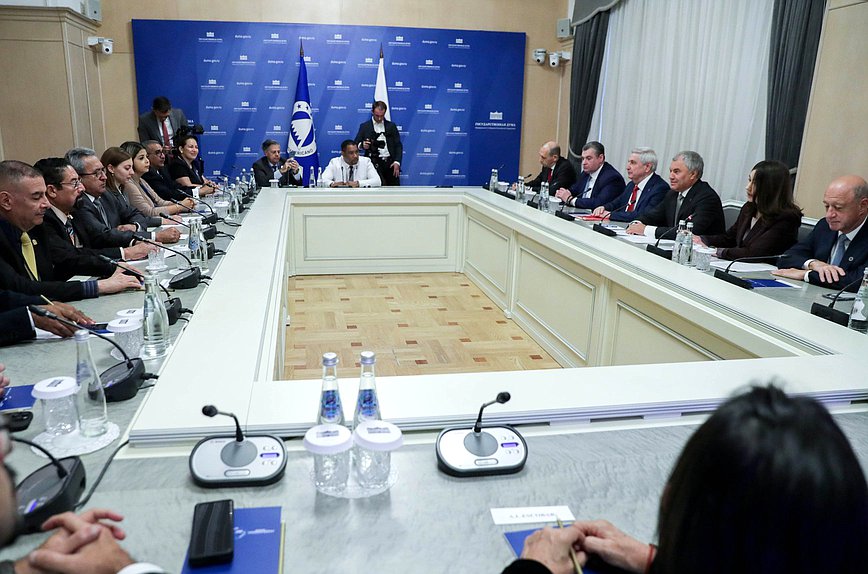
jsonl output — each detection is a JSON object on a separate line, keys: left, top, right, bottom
{"left": 287, "top": 44, "right": 320, "bottom": 184}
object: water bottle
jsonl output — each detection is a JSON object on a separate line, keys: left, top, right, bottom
{"left": 188, "top": 217, "right": 209, "bottom": 270}
{"left": 539, "top": 181, "right": 550, "bottom": 211}
{"left": 226, "top": 185, "right": 239, "bottom": 221}
{"left": 671, "top": 220, "right": 687, "bottom": 263}
{"left": 238, "top": 171, "right": 249, "bottom": 195}
{"left": 682, "top": 222, "right": 695, "bottom": 266}
{"left": 308, "top": 167, "right": 316, "bottom": 188}
{"left": 847, "top": 268, "right": 868, "bottom": 333}
{"left": 489, "top": 168, "right": 498, "bottom": 191}
{"left": 248, "top": 169, "right": 256, "bottom": 191}
{"left": 74, "top": 330, "right": 107, "bottom": 437}
{"left": 317, "top": 352, "right": 344, "bottom": 425}
{"left": 516, "top": 176, "right": 525, "bottom": 202}
{"left": 141, "top": 272, "right": 170, "bottom": 359}
{"left": 316, "top": 167, "right": 324, "bottom": 188}
{"left": 353, "top": 351, "right": 381, "bottom": 430}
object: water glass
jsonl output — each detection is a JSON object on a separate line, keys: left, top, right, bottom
{"left": 32, "top": 377, "right": 79, "bottom": 436}
{"left": 352, "top": 421, "right": 403, "bottom": 490}
{"left": 693, "top": 245, "right": 715, "bottom": 272}
{"left": 303, "top": 424, "right": 352, "bottom": 494}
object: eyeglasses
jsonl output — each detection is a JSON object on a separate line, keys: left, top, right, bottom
{"left": 59, "top": 179, "right": 83, "bottom": 189}
{"left": 80, "top": 168, "right": 106, "bottom": 178}
{"left": 150, "top": 149, "right": 166, "bottom": 157}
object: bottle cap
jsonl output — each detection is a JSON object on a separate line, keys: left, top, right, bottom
{"left": 116, "top": 308, "right": 144, "bottom": 320}
{"left": 32, "top": 376, "right": 77, "bottom": 400}
{"left": 107, "top": 317, "right": 142, "bottom": 334}
{"left": 322, "top": 352, "right": 338, "bottom": 367}
{"left": 303, "top": 424, "right": 352, "bottom": 455}
{"left": 360, "top": 351, "right": 375, "bottom": 365}
{"left": 73, "top": 329, "right": 90, "bottom": 342}
{"left": 353, "top": 421, "right": 403, "bottom": 452}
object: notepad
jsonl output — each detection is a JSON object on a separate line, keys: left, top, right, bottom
{"left": 0, "top": 385, "right": 36, "bottom": 412}
{"left": 504, "top": 527, "right": 612, "bottom": 574}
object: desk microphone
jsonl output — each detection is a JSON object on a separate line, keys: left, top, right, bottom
{"left": 28, "top": 306, "right": 146, "bottom": 402}
{"left": 713, "top": 255, "right": 784, "bottom": 290}
{"left": 12, "top": 435, "right": 86, "bottom": 533}
{"left": 645, "top": 224, "right": 679, "bottom": 259}
{"left": 810, "top": 275, "right": 863, "bottom": 326}
{"left": 435, "top": 391, "right": 527, "bottom": 477}
{"left": 132, "top": 234, "right": 201, "bottom": 290}
{"left": 189, "top": 404, "right": 287, "bottom": 488}
{"left": 96, "top": 255, "right": 184, "bottom": 325}
{"left": 178, "top": 190, "right": 218, "bottom": 225}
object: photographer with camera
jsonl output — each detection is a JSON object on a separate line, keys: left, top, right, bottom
{"left": 354, "top": 101, "right": 402, "bottom": 186}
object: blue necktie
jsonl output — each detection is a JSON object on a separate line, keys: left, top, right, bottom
{"left": 831, "top": 234, "right": 849, "bottom": 266}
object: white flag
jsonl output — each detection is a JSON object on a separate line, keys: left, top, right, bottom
{"left": 374, "top": 50, "right": 390, "bottom": 121}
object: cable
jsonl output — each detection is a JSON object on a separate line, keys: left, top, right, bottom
{"left": 75, "top": 438, "right": 129, "bottom": 509}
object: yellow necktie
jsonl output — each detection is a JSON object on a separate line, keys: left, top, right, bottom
{"left": 20, "top": 232, "right": 39, "bottom": 280}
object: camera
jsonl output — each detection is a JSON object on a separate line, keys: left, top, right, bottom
{"left": 548, "top": 52, "right": 560, "bottom": 67}
{"left": 533, "top": 48, "right": 547, "bottom": 65}
{"left": 87, "top": 36, "right": 113, "bottom": 55}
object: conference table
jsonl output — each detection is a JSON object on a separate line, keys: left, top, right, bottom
{"left": 1, "top": 186, "right": 866, "bottom": 572}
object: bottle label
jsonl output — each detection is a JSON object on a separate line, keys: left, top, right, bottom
{"left": 356, "top": 389, "right": 379, "bottom": 418}
{"left": 851, "top": 300, "right": 866, "bottom": 321}
{"left": 320, "top": 389, "right": 342, "bottom": 422}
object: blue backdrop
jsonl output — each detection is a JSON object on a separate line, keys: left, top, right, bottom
{"left": 131, "top": 20, "right": 525, "bottom": 186}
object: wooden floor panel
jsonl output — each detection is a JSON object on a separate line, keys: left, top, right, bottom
{"left": 284, "top": 273, "right": 562, "bottom": 380}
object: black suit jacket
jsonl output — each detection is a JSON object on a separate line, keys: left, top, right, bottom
{"left": 779, "top": 217, "right": 868, "bottom": 291}
{"left": 639, "top": 180, "right": 726, "bottom": 239}
{"left": 142, "top": 166, "right": 189, "bottom": 202}
{"left": 252, "top": 156, "right": 302, "bottom": 189}
{"left": 702, "top": 203, "right": 801, "bottom": 261}
{"left": 526, "top": 157, "right": 577, "bottom": 194}
{"left": 0, "top": 289, "right": 42, "bottom": 346}
{"left": 355, "top": 119, "right": 403, "bottom": 165}
{"left": 41, "top": 210, "right": 115, "bottom": 278}
{"left": 567, "top": 162, "right": 626, "bottom": 209}
{"left": 137, "top": 108, "right": 188, "bottom": 144}
{"left": 603, "top": 173, "right": 669, "bottom": 222}
{"left": 73, "top": 194, "right": 136, "bottom": 249}
{"left": 0, "top": 219, "right": 88, "bottom": 301}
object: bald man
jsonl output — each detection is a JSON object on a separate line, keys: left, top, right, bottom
{"left": 524, "top": 141, "right": 577, "bottom": 195}
{"left": 774, "top": 175, "right": 868, "bottom": 291}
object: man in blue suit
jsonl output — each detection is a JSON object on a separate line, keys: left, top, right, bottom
{"left": 591, "top": 147, "right": 668, "bottom": 222}
{"left": 773, "top": 175, "right": 868, "bottom": 291}
{"left": 555, "top": 141, "right": 625, "bottom": 210}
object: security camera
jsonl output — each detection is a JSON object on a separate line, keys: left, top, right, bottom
{"left": 548, "top": 52, "right": 560, "bottom": 67}
{"left": 87, "top": 36, "right": 113, "bottom": 55}
{"left": 533, "top": 48, "right": 547, "bottom": 65}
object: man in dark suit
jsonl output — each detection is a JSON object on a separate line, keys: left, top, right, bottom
{"left": 524, "top": 141, "right": 577, "bottom": 194}
{"left": 0, "top": 289, "right": 93, "bottom": 345}
{"left": 555, "top": 141, "right": 625, "bottom": 209}
{"left": 142, "top": 140, "right": 192, "bottom": 202}
{"left": 592, "top": 147, "right": 668, "bottom": 222}
{"left": 137, "top": 96, "right": 188, "bottom": 149}
{"left": 627, "top": 150, "right": 725, "bottom": 240}
{"left": 0, "top": 160, "right": 140, "bottom": 302}
{"left": 773, "top": 175, "right": 868, "bottom": 291}
{"left": 355, "top": 101, "right": 402, "bottom": 186}
{"left": 252, "top": 139, "right": 302, "bottom": 188}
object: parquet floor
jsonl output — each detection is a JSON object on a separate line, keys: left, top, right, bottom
{"left": 283, "top": 273, "right": 562, "bottom": 379}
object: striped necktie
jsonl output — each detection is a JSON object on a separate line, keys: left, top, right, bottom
{"left": 93, "top": 197, "right": 109, "bottom": 226}
{"left": 20, "top": 231, "right": 39, "bottom": 280}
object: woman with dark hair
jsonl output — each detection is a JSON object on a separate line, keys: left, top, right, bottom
{"left": 696, "top": 160, "right": 802, "bottom": 261}
{"left": 167, "top": 133, "right": 217, "bottom": 196}
{"left": 119, "top": 140, "right": 195, "bottom": 217}
{"left": 505, "top": 385, "right": 868, "bottom": 574}
{"left": 101, "top": 147, "right": 134, "bottom": 196}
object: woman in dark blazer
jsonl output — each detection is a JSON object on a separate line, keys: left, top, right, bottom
{"left": 698, "top": 160, "right": 802, "bottom": 261}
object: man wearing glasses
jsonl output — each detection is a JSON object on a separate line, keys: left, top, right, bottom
{"left": 141, "top": 141, "right": 189, "bottom": 202}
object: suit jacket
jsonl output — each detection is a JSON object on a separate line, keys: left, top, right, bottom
{"left": 603, "top": 173, "right": 669, "bottom": 222}
{"left": 0, "top": 289, "right": 42, "bottom": 346}
{"left": 252, "top": 156, "right": 302, "bottom": 189}
{"left": 41, "top": 209, "right": 116, "bottom": 278}
{"left": 567, "top": 162, "right": 626, "bottom": 209}
{"left": 779, "top": 217, "right": 868, "bottom": 291}
{"left": 0, "top": 219, "right": 88, "bottom": 301}
{"left": 702, "top": 203, "right": 801, "bottom": 261}
{"left": 124, "top": 179, "right": 176, "bottom": 218}
{"left": 142, "top": 166, "right": 189, "bottom": 202}
{"left": 355, "top": 119, "right": 403, "bottom": 165}
{"left": 137, "top": 108, "right": 188, "bottom": 144}
{"left": 639, "top": 180, "right": 726, "bottom": 239}
{"left": 73, "top": 193, "right": 136, "bottom": 249}
{"left": 103, "top": 188, "right": 161, "bottom": 229}
{"left": 526, "top": 157, "right": 577, "bottom": 194}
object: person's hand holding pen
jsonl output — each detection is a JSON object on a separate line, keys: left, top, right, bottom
{"left": 35, "top": 297, "right": 94, "bottom": 338}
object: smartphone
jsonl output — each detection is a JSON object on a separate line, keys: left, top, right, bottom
{"left": 188, "top": 499, "right": 234, "bottom": 567}
{"left": 286, "top": 150, "right": 296, "bottom": 159}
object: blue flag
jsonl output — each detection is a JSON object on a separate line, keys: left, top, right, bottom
{"left": 287, "top": 45, "right": 319, "bottom": 186}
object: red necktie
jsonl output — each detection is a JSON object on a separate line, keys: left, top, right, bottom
{"left": 547, "top": 169, "right": 552, "bottom": 183}
{"left": 626, "top": 185, "right": 638, "bottom": 212}
{"left": 161, "top": 119, "right": 171, "bottom": 147}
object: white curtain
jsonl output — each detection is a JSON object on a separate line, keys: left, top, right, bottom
{"left": 588, "top": 0, "right": 773, "bottom": 202}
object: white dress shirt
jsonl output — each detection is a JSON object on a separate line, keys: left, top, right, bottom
{"left": 321, "top": 156, "right": 381, "bottom": 188}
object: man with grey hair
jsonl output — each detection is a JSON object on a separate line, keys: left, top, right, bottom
{"left": 524, "top": 141, "right": 577, "bottom": 194}
{"left": 773, "top": 175, "right": 868, "bottom": 291}
{"left": 627, "top": 150, "right": 725, "bottom": 239}
{"left": 592, "top": 147, "right": 669, "bottom": 222}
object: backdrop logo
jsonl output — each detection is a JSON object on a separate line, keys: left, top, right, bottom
{"left": 234, "top": 101, "right": 257, "bottom": 112}
{"left": 232, "top": 54, "right": 255, "bottom": 66}
{"left": 449, "top": 38, "right": 470, "bottom": 49}
{"left": 201, "top": 78, "right": 224, "bottom": 90}
{"left": 418, "top": 103, "right": 438, "bottom": 114}
{"left": 327, "top": 79, "right": 349, "bottom": 91}
{"left": 327, "top": 124, "right": 350, "bottom": 136}
{"left": 447, "top": 126, "right": 467, "bottom": 137}
{"left": 419, "top": 59, "right": 440, "bottom": 71}
{"left": 328, "top": 33, "right": 349, "bottom": 45}
{"left": 264, "top": 33, "right": 286, "bottom": 45}
{"left": 448, "top": 82, "right": 469, "bottom": 94}
{"left": 198, "top": 31, "right": 222, "bottom": 43}
{"left": 389, "top": 35, "right": 411, "bottom": 47}
{"left": 265, "top": 79, "right": 287, "bottom": 91}
{"left": 290, "top": 101, "right": 317, "bottom": 157}
{"left": 490, "top": 111, "right": 503, "bottom": 120}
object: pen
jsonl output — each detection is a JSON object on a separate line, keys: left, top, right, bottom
{"left": 556, "top": 518, "right": 583, "bottom": 574}
{"left": 39, "top": 295, "right": 54, "bottom": 306}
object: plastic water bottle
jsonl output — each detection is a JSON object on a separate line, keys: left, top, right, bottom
{"left": 141, "top": 272, "right": 170, "bottom": 359}
{"left": 489, "top": 168, "right": 498, "bottom": 191}
{"left": 672, "top": 220, "right": 687, "bottom": 263}
{"left": 353, "top": 351, "right": 381, "bottom": 430}
{"left": 516, "top": 176, "right": 525, "bottom": 202}
{"left": 226, "top": 185, "right": 239, "bottom": 221}
{"left": 238, "top": 171, "right": 249, "bottom": 195}
{"left": 848, "top": 268, "right": 868, "bottom": 333}
{"left": 539, "top": 181, "right": 550, "bottom": 211}
{"left": 248, "top": 169, "right": 256, "bottom": 191}
{"left": 74, "top": 330, "right": 107, "bottom": 437}
{"left": 317, "top": 352, "right": 344, "bottom": 425}
{"left": 681, "top": 222, "right": 695, "bottom": 266}
{"left": 316, "top": 167, "right": 324, "bottom": 188}
{"left": 308, "top": 167, "right": 316, "bottom": 188}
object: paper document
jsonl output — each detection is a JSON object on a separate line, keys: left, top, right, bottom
{"left": 490, "top": 506, "right": 575, "bottom": 525}
{"left": 709, "top": 261, "right": 777, "bottom": 273}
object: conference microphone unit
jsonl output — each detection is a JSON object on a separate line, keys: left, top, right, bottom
{"left": 28, "top": 306, "right": 146, "bottom": 402}
{"left": 712, "top": 255, "right": 785, "bottom": 291}
{"left": 645, "top": 224, "right": 679, "bottom": 259}
{"left": 132, "top": 234, "right": 201, "bottom": 290}
{"left": 160, "top": 212, "right": 216, "bottom": 240}
{"left": 178, "top": 190, "right": 218, "bottom": 225}
{"left": 555, "top": 210, "right": 575, "bottom": 221}
{"left": 810, "top": 275, "right": 863, "bottom": 326}
{"left": 592, "top": 223, "right": 617, "bottom": 237}
{"left": 97, "top": 254, "right": 183, "bottom": 326}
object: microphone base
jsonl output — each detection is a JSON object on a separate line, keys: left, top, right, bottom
{"left": 554, "top": 210, "right": 575, "bottom": 222}
{"left": 102, "top": 358, "right": 146, "bottom": 402}
{"left": 435, "top": 425, "right": 527, "bottom": 477}
{"left": 189, "top": 434, "right": 287, "bottom": 488}
{"left": 712, "top": 269, "right": 754, "bottom": 290}
{"left": 17, "top": 456, "right": 86, "bottom": 533}
{"left": 169, "top": 267, "right": 201, "bottom": 290}
{"left": 810, "top": 302, "right": 849, "bottom": 326}
{"left": 202, "top": 225, "right": 216, "bottom": 240}
{"left": 207, "top": 242, "right": 216, "bottom": 259}
{"left": 592, "top": 223, "right": 617, "bottom": 236}
{"left": 165, "top": 297, "right": 181, "bottom": 325}
{"left": 202, "top": 213, "right": 218, "bottom": 225}
{"left": 646, "top": 244, "right": 673, "bottom": 259}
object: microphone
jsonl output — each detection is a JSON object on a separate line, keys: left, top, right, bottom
{"left": 96, "top": 255, "right": 184, "bottom": 325}
{"left": 132, "top": 233, "right": 201, "bottom": 290}
{"left": 28, "top": 306, "right": 146, "bottom": 402}
{"left": 473, "top": 391, "right": 510, "bottom": 434}
{"left": 202, "top": 405, "right": 244, "bottom": 443}
{"left": 810, "top": 275, "right": 864, "bottom": 326}
{"left": 158, "top": 212, "right": 216, "bottom": 240}
{"left": 723, "top": 254, "right": 784, "bottom": 274}
{"left": 644, "top": 224, "right": 679, "bottom": 259}
{"left": 177, "top": 190, "right": 218, "bottom": 225}
{"left": 713, "top": 254, "right": 785, "bottom": 290}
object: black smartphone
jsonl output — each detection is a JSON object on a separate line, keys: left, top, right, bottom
{"left": 188, "top": 499, "right": 234, "bottom": 568}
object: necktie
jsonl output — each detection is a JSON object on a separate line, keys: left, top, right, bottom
{"left": 20, "top": 232, "right": 39, "bottom": 280}
{"left": 831, "top": 234, "right": 849, "bottom": 266}
{"left": 583, "top": 178, "right": 593, "bottom": 198}
{"left": 348, "top": 165, "right": 355, "bottom": 182}
{"left": 65, "top": 220, "right": 77, "bottom": 246}
{"left": 674, "top": 193, "right": 685, "bottom": 222}
{"left": 547, "top": 169, "right": 552, "bottom": 183}
{"left": 626, "top": 185, "right": 639, "bottom": 213}
{"left": 161, "top": 118, "right": 171, "bottom": 147}
{"left": 93, "top": 197, "right": 109, "bottom": 226}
